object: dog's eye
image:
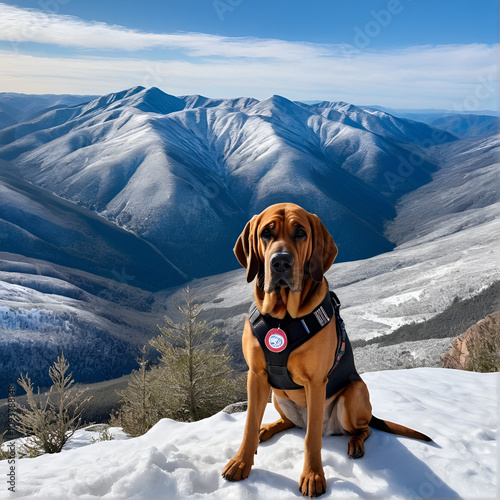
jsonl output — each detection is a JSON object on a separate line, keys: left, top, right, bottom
{"left": 295, "top": 228, "right": 307, "bottom": 239}
{"left": 261, "top": 227, "right": 273, "bottom": 240}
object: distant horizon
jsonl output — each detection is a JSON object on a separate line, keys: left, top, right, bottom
{"left": 0, "top": 1, "right": 497, "bottom": 110}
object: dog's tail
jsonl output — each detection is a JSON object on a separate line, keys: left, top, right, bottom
{"left": 369, "top": 415, "right": 432, "bottom": 442}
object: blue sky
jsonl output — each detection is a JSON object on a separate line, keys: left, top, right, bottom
{"left": 0, "top": 0, "right": 497, "bottom": 109}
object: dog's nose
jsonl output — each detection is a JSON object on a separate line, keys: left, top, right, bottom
{"left": 270, "top": 251, "right": 294, "bottom": 273}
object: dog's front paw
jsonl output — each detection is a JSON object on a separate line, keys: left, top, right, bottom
{"left": 222, "top": 457, "right": 253, "bottom": 481}
{"left": 299, "top": 470, "right": 326, "bottom": 498}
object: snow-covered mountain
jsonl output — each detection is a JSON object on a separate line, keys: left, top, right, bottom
{"left": 0, "top": 368, "right": 496, "bottom": 499}
{"left": 364, "top": 105, "right": 499, "bottom": 138}
{"left": 426, "top": 114, "right": 499, "bottom": 138}
{"left": 0, "top": 92, "right": 98, "bottom": 129}
{"left": 0, "top": 250, "right": 178, "bottom": 396}
{"left": 0, "top": 87, "right": 497, "bottom": 395}
{"left": 0, "top": 86, "right": 458, "bottom": 278}
{"left": 0, "top": 159, "right": 185, "bottom": 290}
{"left": 160, "top": 130, "right": 500, "bottom": 372}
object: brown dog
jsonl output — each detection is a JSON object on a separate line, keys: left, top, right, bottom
{"left": 222, "top": 203, "right": 431, "bottom": 497}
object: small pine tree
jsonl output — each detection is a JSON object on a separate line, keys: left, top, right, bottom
{"left": 150, "top": 286, "right": 237, "bottom": 421}
{"left": 110, "top": 347, "right": 172, "bottom": 437}
{"left": 12, "top": 352, "right": 91, "bottom": 455}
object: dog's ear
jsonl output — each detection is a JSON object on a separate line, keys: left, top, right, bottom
{"left": 307, "top": 213, "right": 338, "bottom": 283}
{"left": 234, "top": 216, "right": 260, "bottom": 283}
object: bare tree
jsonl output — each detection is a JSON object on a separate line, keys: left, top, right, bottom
{"left": 12, "top": 352, "right": 91, "bottom": 455}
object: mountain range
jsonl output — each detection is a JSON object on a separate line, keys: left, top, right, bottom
{"left": 0, "top": 86, "right": 497, "bottom": 394}
{"left": 0, "top": 86, "right": 458, "bottom": 279}
{"left": 365, "top": 105, "right": 499, "bottom": 138}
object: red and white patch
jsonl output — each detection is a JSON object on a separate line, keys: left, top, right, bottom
{"left": 265, "top": 328, "right": 288, "bottom": 353}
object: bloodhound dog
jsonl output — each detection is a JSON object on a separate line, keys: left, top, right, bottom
{"left": 222, "top": 203, "right": 431, "bottom": 498}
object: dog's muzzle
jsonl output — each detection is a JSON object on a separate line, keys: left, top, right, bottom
{"left": 267, "top": 251, "right": 296, "bottom": 291}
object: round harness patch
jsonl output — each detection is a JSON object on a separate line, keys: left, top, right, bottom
{"left": 265, "top": 328, "right": 288, "bottom": 353}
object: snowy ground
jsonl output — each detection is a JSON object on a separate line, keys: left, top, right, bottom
{"left": 1, "top": 368, "right": 497, "bottom": 499}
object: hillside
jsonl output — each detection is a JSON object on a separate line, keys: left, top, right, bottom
{"left": 163, "top": 131, "right": 500, "bottom": 372}
{"left": 0, "top": 159, "right": 185, "bottom": 290}
{"left": 364, "top": 105, "right": 499, "bottom": 138}
{"left": 0, "top": 252, "right": 173, "bottom": 397}
{"left": 0, "top": 92, "right": 97, "bottom": 128}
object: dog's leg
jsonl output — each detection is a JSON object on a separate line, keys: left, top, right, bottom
{"left": 222, "top": 369, "right": 270, "bottom": 481}
{"left": 259, "top": 393, "right": 295, "bottom": 442}
{"left": 299, "top": 381, "right": 327, "bottom": 498}
{"left": 337, "top": 380, "right": 372, "bottom": 459}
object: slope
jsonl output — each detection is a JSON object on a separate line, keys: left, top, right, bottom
{"left": 386, "top": 134, "right": 500, "bottom": 245}
{"left": 0, "top": 92, "right": 97, "bottom": 128}
{"left": 0, "top": 251, "right": 174, "bottom": 398}
{"left": 164, "top": 133, "right": 499, "bottom": 371}
{"left": 428, "top": 114, "right": 499, "bottom": 138}
{"left": 0, "top": 160, "right": 185, "bottom": 291}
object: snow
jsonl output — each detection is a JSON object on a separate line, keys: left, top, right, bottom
{"left": 1, "top": 368, "right": 496, "bottom": 499}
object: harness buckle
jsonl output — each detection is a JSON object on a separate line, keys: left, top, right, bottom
{"left": 330, "top": 291, "right": 341, "bottom": 308}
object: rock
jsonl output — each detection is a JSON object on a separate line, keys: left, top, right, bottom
{"left": 222, "top": 402, "right": 248, "bottom": 414}
{"left": 441, "top": 311, "right": 500, "bottom": 372}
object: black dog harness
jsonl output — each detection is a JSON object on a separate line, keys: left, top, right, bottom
{"left": 249, "top": 291, "right": 360, "bottom": 398}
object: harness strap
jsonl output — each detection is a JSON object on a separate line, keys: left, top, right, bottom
{"left": 249, "top": 290, "right": 349, "bottom": 390}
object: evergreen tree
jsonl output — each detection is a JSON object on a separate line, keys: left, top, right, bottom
{"left": 110, "top": 347, "right": 171, "bottom": 437}
{"left": 150, "top": 286, "right": 237, "bottom": 421}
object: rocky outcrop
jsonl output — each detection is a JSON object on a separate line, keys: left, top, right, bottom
{"left": 441, "top": 311, "right": 500, "bottom": 371}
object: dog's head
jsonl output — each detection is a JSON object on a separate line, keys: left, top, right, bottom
{"left": 234, "top": 203, "right": 337, "bottom": 319}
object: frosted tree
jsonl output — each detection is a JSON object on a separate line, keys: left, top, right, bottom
{"left": 12, "top": 352, "right": 91, "bottom": 455}
{"left": 150, "top": 286, "right": 237, "bottom": 422}
{"left": 110, "top": 347, "right": 171, "bottom": 437}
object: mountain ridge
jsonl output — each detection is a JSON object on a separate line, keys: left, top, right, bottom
{"left": 2, "top": 86, "right": 460, "bottom": 278}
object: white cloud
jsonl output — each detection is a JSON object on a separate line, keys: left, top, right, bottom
{"left": 0, "top": 3, "right": 328, "bottom": 60}
{"left": 0, "top": 3, "right": 497, "bottom": 109}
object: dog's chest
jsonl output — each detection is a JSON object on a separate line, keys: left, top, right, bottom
{"left": 275, "top": 395, "right": 345, "bottom": 436}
